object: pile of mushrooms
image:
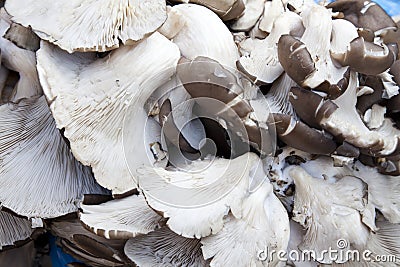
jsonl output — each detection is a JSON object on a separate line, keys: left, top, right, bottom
{"left": 0, "top": 0, "right": 400, "bottom": 266}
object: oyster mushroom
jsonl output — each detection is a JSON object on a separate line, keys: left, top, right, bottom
{"left": 278, "top": 6, "right": 357, "bottom": 90}
{"left": 238, "top": 11, "right": 304, "bottom": 83}
{"left": 290, "top": 73, "right": 400, "bottom": 156}
{"left": 289, "top": 165, "right": 372, "bottom": 264}
{"left": 289, "top": 160, "right": 400, "bottom": 264}
{"left": 5, "top": 0, "right": 167, "bottom": 52}
{"left": 230, "top": 0, "right": 265, "bottom": 32}
{"left": 159, "top": 4, "right": 240, "bottom": 68}
{"left": 80, "top": 194, "right": 163, "bottom": 240}
{"left": 331, "top": 37, "right": 395, "bottom": 76}
{"left": 36, "top": 32, "right": 180, "bottom": 194}
{"left": 0, "top": 96, "right": 108, "bottom": 218}
{"left": 201, "top": 181, "right": 290, "bottom": 267}
{"left": 136, "top": 152, "right": 262, "bottom": 238}
{"left": 0, "top": 9, "right": 41, "bottom": 100}
{"left": 124, "top": 227, "right": 209, "bottom": 267}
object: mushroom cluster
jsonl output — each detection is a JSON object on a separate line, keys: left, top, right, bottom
{"left": 1, "top": 0, "right": 400, "bottom": 266}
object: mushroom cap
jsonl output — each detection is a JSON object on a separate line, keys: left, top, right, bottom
{"left": 124, "top": 227, "right": 209, "bottom": 267}
{"left": 289, "top": 165, "right": 372, "bottom": 264}
{"left": 80, "top": 194, "right": 163, "bottom": 240}
{"left": 271, "top": 113, "right": 337, "bottom": 155}
{"left": 5, "top": 0, "right": 167, "bottom": 52}
{"left": 36, "top": 32, "right": 180, "bottom": 194}
{"left": 166, "top": 4, "right": 240, "bottom": 68}
{"left": 331, "top": 37, "right": 395, "bottom": 76}
{"left": 137, "top": 152, "right": 262, "bottom": 238}
{"left": 201, "top": 181, "right": 290, "bottom": 267}
{"left": 0, "top": 96, "right": 108, "bottom": 218}
{"left": 230, "top": 0, "right": 264, "bottom": 32}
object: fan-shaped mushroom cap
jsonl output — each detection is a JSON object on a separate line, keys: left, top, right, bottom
{"left": 124, "top": 227, "right": 209, "bottom": 267}
{"left": 0, "top": 211, "right": 33, "bottom": 250}
{"left": 289, "top": 165, "right": 372, "bottom": 264}
{"left": 161, "top": 4, "right": 239, "bottom": 68}
{"left": 37, "top": 32, "right": 180, "bottom": 194}
{"left": 80, "top": 194, "right": 163, "bottom": 240}
{"left": 5, "top": 0, "right": 167, "bottom": 52}
{"left": 0, "top": 96, "right": 108, "bottom": 218}
{"left": 137, "top": 152, "right": 263, "bottom": 238}
{"left": 201, "top": 181, "right": 290, "bottom": 267}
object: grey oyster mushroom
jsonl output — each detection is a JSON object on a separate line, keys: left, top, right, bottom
{"left": 0, "top": 0, "right": 399, "bottom": 266}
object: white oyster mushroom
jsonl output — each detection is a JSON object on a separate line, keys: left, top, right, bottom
{"left": 137, "top": 153, "right": 261, "bottom": 238}
{"left": 258, "top": 0, "right": 284, "bottom": 34}
{"left": 352, "top": 161, "right": 400, "bottom": 224}
{"left": 201, "top": 181, "right": 290, "bottom": 267}
{"left": 0, "top": 96, "right": 108, "bottom": 218}
{"left": 289, "top": 166, "right": 372, "bottom": 264}
{"left": 321, "top": 72, "right": 399, "bottom": 155}
{"left": 0, "top": 9, "right": 41, "bottom": 100}
{"left": 238, "top": 11, "right": 304, "bottom": 83}
{"left": 5, "top": 0, "right": 167, "bottom": 52}
{"left": 0, "top": 211, "right": 33, "bottom": 249}
{"left": 161, "top": 4, "right": 240, "bottom": 68}
{"left": 299, "top": 6, "right": 356, "bottom": 88}
{"left": 36, "top": 32, "right": 180, "bottom": 195}
{"left": 124, "top": 227, "right": 209, "bottom": 267}
{"left": 230, "top": 0, "right": 265, "bottom": 32}
{"left": 80, "top": 194, "right": 163, "bottom": 240}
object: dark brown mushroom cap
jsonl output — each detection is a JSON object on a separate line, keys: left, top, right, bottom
{"left": 289, "top": 87, "right": 338, "bottom": 129}
{"left": 357, "top": 75, "right": 385, "bottom": 114}
{"left": 331, "top": 37, "right": 395, "bottom": 75}
{"left": 327, "top": 0, "right": 396, "bottom": 32}
{"left": 277, "top": 35, "right": 315, "bottom": 87}
{"left": 177, "top": 57, "right": 252, "bottom": 118}
{"left": 271, "top": 113, "right": 337, "bottom": 155}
